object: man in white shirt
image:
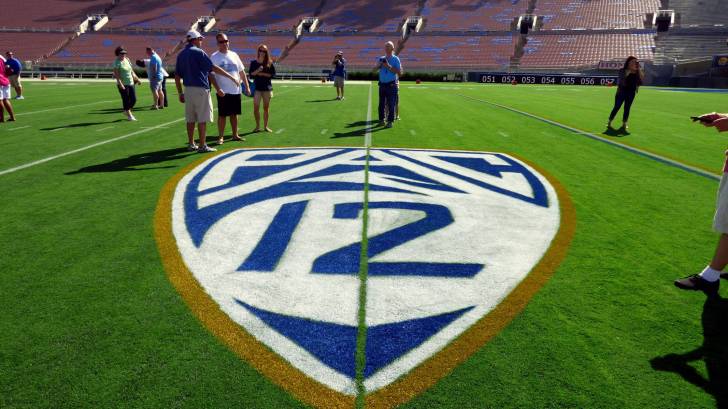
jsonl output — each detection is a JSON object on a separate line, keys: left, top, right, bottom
{"left": 211, "top": 33, "right": 251, "bottom": 144}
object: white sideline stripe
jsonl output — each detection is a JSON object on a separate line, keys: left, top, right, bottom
{"left": 459, "top": 94, "right": 720, "bottom": 182}
{"left": 96, "top": 127, "right": 113, "bottom": 132}
{"left": 276, "top": 128, "right": 285, "bottom": 134}
{"left": 498, "top": 131, "right": 509, "bottom": 137}
{"left": 16, "top": 100, "right": 115, "bottom": 116}
{"left": 0, "top": 117, "right": 184, "bottom": 176}
{"left": 365, "top": 82, "right": 373, "bottom": 147}
{"left": 454, "top": 130, "right": 463, "bottom": 137}
{"left": 321, "top": 128, "right": 328, "bottom": 135}
{"left": 9, "top": 126, "right": 30, "bottom": 131}
{"left": 49, "top": 128, "right": 63, "bottom": 132}
{"left": 409, "top": 129, "right": 417, "bottom": 136}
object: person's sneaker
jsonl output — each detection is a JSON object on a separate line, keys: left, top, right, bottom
{"left": 384, "top": 122, "right": 393, "bottom": 128}
{"left": 187, "top": 143, "right": 199, "bottom": 151}
{"left": 15, "top": 96, "right": 24, "bottom": 100}
{"left": 231, "top": 136, "right": 246, "bottom": 142}
{"left": 340, "top": 96, "right": 345, "bottom": 100}
{"left": 127, "top": 115, "right": 137, "bottom": 121}
{"left": 674, "top": 274, "right": 719, "bottom": 295}
{"left": 198, "top": 145, "right": 217, "bottom": 153}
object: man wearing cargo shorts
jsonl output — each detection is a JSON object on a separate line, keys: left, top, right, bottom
{"left": 5, "top": 52, "right": 23, "bottom": 100}
{"left": 332, "top": 51, "right": 346, "bottom": 100}
{"left": 175, "top": 30, "right": 240, "bottom": 153}
{"left": 675, "top": 113, "right": 728, "bottom": 295}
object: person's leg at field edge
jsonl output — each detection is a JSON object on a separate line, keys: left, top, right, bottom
{"left": 262, "top": 91, "right": 272, "bottom": 132}
{"left": 253, "top": 91, "right": 261, "bottom": 131}
{"left": 217, "top": 113, "right": 227, "bottom": 144}
{"left": 186, "top": 122, "right": 196, "bottom": 148}
{"left": 3, "top": 99, "right": 15, "bottom": 121}
{"left": 675, "top": 235, "right": 728, "bottom": 295}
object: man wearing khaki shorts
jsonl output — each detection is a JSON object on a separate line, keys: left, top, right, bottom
{"left": 675, "top": 113, "right": 728, "bottom": 295}
{"left": 175, "top": 30, "right": 240, "bottom": 153}
{"left": 332, "top": 51, "right": 346, "bottom": 100}
{"left": 5, "top": 52, "right": 23, "bottom": 100}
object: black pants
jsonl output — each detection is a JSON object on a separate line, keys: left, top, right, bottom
{"left": 609, "top": 89, "right": 636, "bottom": 123}
{"left": 162, "top": 77, "right": 168, "bottom": 107}
{"left": 378, "top": 81, "right": 398, "bottom": 123}
{"left": 118, "top": 85, "right": 137, "bottom": 111}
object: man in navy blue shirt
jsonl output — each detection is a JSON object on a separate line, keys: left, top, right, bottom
{"left": 332, "top": 51, "right": 346, "bottom": 100}
{"left": 374, "top": 41, "right": 402, "bottom": 128}
{"left": 5, "top": 52, "right": 23, "bottom": 100}
{"left": 175, "top": 30, "right": 240, "bottom": 153}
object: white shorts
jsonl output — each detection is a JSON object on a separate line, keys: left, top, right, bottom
{"left": 713, "top": 172, "right": 728, "bottom": 234}
{"left": 184, "top": 86, "right": 213, "bottom": 123}
{"left": 0, "top": 85, "right": 10, "bottom": 100}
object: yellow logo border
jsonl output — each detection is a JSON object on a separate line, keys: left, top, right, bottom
{"left": 154, "top": 147, "right": 575, "bottom": 409}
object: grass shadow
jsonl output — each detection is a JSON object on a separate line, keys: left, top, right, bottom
{"left": 332, "top": 120, "right": 384, "bottom": 138}
{"left": 305, "top": 98, "right": 339, "bottom": 103}
{"left": 602, "top": 126, "right": 630, "bottom": 137}
{"left": 89, "top": 108, "right": 125, "bottom": 115}
{"left": 42, "top": 119, "right": 124, "bottom": 131}
{"left": 66, "top": 147, "right": 194, "bottom": 174}
{"left": 650, "top": 295, "right": 728, "bottom": 407}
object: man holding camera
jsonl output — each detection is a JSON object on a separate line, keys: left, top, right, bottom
{"left": 675, "top": 113, "right": 728, "bottom": 295}
{"left": 332, "top": 51, "right": 346, "bottom": 100}
{"left": 375, "top": 41, "right": 401, "bottom": 128}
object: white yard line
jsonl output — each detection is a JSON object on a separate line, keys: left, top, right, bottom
{"left": 454, "top": 130, "right": 463, "bottom": 137}
{"left": 459, "top": 93, "right": 720, "bottom": 181}
{"left": 96, "top": 127, "right": 114, "bottom": 132}
{"left": 275, "top": 128, "right": 285, "bottom": 134}
{"left": 365, "top": 82, "right": 373, "bottom": 147}
{"left": 9, "top": 125, "right": 30, "bottom": 131}
{"left": 498, "top": 131, "right": 510, "bottom": 138}
{"left": 321, "top": 128, "right": 328, "bottom": 135}
{"left": 16, "top": 100, "right": 115, "bottom": 116}
{"left": 0, "top": 117, "right": 185, "bottom": 176}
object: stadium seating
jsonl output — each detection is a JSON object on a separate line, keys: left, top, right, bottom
{"left": 278, "top": 36, "right": 387, "bottom": 68}
{"left": 225, "top": 35, "right": 297, "bottom": 62}
{"left": 665, "top": 0, "right": 728, "bottom": 27}
{"left": 419, "top": 0, "right": 527, "bottom": 32}
{"left": 0, "top": 32, "right": 77, "bottom": 62}
{"left": 2, "top": 0, "right": 111, "bottom": 30}
{"left": 519, "top": 33, "right": 654, "bottom": 67}
{"left": 315, "top": 0, "right": 419, "bottom": 32}
{"left": 535, "top": 0, "right": 660, "bottom": 29}
{"left": 403, "top": 35, "right": 514, "bottom": 68}
{"left": 654, "top": 35, "right": 728, "bottom": 63}
{"left": 105, "top": 0, "right": 215, "bottom": 30}
{"left": 214, "top": 0, "right": 320, "bottom": 31}
{"left": 44, "top": 32, "right": 183, "bottom": 65}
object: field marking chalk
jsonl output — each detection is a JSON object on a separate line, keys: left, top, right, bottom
{"left": 16, "top": 100, "right": 115, "bottom": 116}
{"left": 0, "top": 117, "right": 185, "bottom": 176}
{"left": 321, "top": 128, "right": 328, "bottom": 135}
{"left": 458, "top": 94, "right": 720, "bottom": 182}
{"left": 276, "top": 128, "right": 285, "bottom": 134}
{"left": 96, "top": 127, "right": 113, "bottom": 132}
{"left": 9, "top": 126, "right": 30, "bottom": 131}
{"left": 498, "top": 131, "right": 510, "bottom": 138}
{"left": 454, "top": 130, "right": 463, "bottom": 137}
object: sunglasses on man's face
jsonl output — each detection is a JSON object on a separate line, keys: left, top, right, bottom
{"left": 218, "top": 40, "right": 229, "bottom": 44}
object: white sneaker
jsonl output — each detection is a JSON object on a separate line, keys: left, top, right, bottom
{"left": 198, "top": 145, "right": 217, "bottom": 153}
{"left": 15, "top": 96, "right": 24, "bottom": 100}
{"left": 127, "top": 115, "right": 137, "bottom": 121}
{"left": 187, "top": 143, "right": 199, "bottom": 151}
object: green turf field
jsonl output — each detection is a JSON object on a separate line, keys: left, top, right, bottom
{"left": 1, "top": 80, "right": 727, "bottom": 408}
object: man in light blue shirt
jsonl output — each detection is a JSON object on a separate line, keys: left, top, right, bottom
{"left": 146, "top": 47, "right": 164, "bottom": 109}
{"left": 375, "top": 41, "right": 402, "bottom": 128}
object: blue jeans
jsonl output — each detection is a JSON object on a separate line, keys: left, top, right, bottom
{"left": 378, "top": 81, "right": 398, "bottom": 123}
{"left": 609, "top": 89, "right": 636, "bottom": 123}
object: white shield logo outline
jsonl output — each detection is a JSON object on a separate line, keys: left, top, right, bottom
{"left": 155, "top": 147, "right": 575, "bottom": 408}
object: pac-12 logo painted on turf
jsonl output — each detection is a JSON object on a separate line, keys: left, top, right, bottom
{"left": 158, "top": 147, "right": 569, "bottom": 406}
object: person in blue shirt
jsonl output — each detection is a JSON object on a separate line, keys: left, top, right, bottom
{"left": 146, "top": 47, "right": 165, "bottom": 109}
{"left": 175, "top": 30, "right": 240, "bottom": 153}
{"left": 5, "top": 51, "right": 23, "bottom": 100}
{"left": 332, "top": 51, "right": 346, "bottom": 100}
{"left": 374, "top": 41, "right": 402, "bottom": 128}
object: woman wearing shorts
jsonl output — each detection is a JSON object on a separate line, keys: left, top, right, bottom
{"left": 249, "top": 44, "right": 276, "bottom": 133}
{"left": 112, "top": 46, "right": 141, "bottom": 121}
{"left": 0, "top": 54, "right": 15, "bottom": 122}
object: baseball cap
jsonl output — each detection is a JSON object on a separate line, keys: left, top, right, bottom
{"left": 187, "top": 30, "right": 204, "bottom": 40}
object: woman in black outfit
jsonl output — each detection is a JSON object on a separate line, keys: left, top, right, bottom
{"left": 608, "top": 56, "right": 644, "bottom": 132}
{"left": 250, "top": 44, "right": 276, "bottom": 133}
